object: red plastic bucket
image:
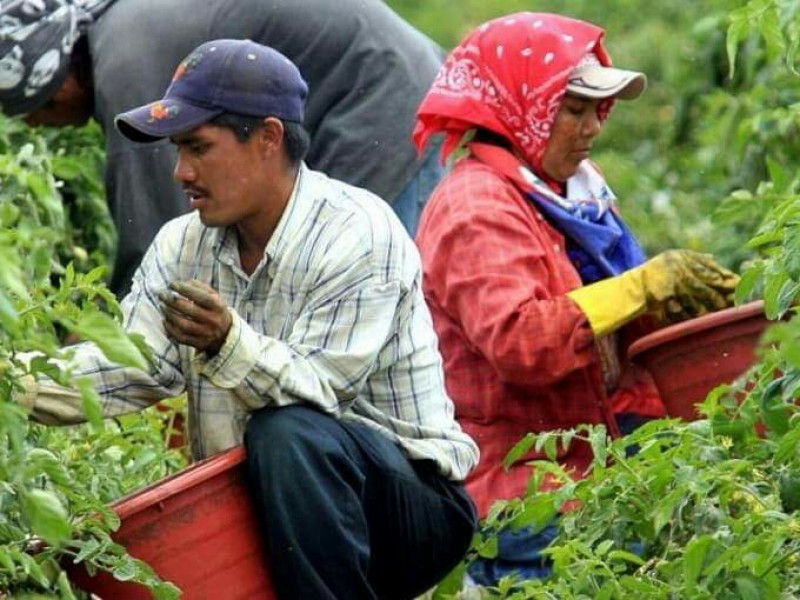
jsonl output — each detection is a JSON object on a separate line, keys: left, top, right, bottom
{"left": 627, "top": 300, "right": 773, "bottom": 421}
{"left": 67, "top": 446, "right": 277, "bottom": 599}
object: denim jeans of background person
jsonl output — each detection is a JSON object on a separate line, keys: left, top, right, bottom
{"left": 16, "top": 39, "right": 478, "bottom": 599}
{"left": 0, "top": 0, "right": 447, "bottom": 296}
{"left": 393, "top": 138, "right": 447, "bottom": 237}
{"left": 413, "top": 12, "right": 739, "bottom": 587}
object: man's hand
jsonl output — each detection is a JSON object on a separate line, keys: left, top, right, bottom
{"left": 159, "top": 280, "right": 232, "bottom": 356}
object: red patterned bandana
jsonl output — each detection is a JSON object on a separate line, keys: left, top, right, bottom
{"left": 414, "top": 12, "right": 615, "bottom": 173}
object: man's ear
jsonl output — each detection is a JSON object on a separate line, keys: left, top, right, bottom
{"left": 259, "top": 117, "right": 285, "bottom": 156}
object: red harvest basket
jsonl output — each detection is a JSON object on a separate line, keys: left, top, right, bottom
{"left": 627, "top": 300, "right": 774, "bottom": 421}
{"left": 67, "top": 446, "right": 277, "bottom": 599}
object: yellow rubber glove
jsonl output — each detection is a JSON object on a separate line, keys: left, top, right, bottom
{"left": 567, "top": 249, "right": 740, "bottom": 337}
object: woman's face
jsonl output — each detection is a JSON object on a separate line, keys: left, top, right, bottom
{"left": 540, "top": 94, "right": 605, "bottom": 182}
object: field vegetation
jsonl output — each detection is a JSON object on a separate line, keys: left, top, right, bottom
{"left": 3, "top": 0, "right": 800, "bottom": 596}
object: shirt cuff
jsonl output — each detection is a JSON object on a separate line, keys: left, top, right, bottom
{"left": 193, "top": 308, "right": 260, "bottom": 388}
{"left": 15, "top": 374, "right": 37, "bottom": 412}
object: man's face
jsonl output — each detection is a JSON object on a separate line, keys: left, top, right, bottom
{"left": 23, "top": 72, "right": 93, "bottom": 127}
{"left": 171, "top": 124, "right": 269, "bottom": 228}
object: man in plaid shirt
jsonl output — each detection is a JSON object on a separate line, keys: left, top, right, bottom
{"left": 18, "top": 39, "right": 478, "bottom": 599}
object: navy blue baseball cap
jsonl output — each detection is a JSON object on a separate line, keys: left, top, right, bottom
{"left": 115, "top": 39, "right": 308, "bottom": 143}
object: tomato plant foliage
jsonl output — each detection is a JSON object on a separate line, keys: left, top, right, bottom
{"left": 0, "top": 118, "right": 182, "bottom": 598}
{"left": 2, "top": 0, "right": 799, "bottom": 596}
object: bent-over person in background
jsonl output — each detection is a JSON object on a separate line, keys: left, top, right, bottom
{"left": 0, "top": 0, "right": 446, "bottom": 296}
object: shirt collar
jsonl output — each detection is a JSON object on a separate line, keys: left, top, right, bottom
{"left": 264, "top": 163, "right": 310, "bottom": 263}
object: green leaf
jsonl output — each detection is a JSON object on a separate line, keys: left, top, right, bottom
{"left": 70, "top": 311, "right": 149, "bottom": 371}
{"left": 763, "top": 269, "right": 790, "bottom": 319}
{"left": 26, "top": 357, "right": 69, "bottom": 390}
{"left": 25, "top": 448, "right": 71, "bottom": 486}
{"left": 0, "top": 546, "right": 17, "bottom": 574}
{"left": 71, "top": 538, "right": 102, "bottom": 563}
{"left": 63, "top": 261, "right": 75, "bottom": 290}
{"left": 508, "top": 493, "right": 558, "bottom": 534}
{"left": 152, "top": 581, "right": 182, "bottom": 600}
{"left": 81, "top": 264, "right": 108, "bottom": 285}
{"left": 0, "top": 289, "right": 20, "bottom": 336}
{"left": 766, "top": 156, "right": 791, "bottom": 192}
{"left": 8, "top": 548, "right": 50, "bottom": 588}
{"left": 760, "top": 377, "right": 791, "bottom": 435}
{"left": 759, "top": 4, "right": 785, "bottom": 61}
{"left": 111, "top": 555, "right": 139, "bottom": 582}
{"left": 683, "top": 535, "right": 714, "bottom": 592}
{"left": 77, "top": 377, "right": 104, "bottom": 428}
{"left": 651, "top": 488, "right": 683, "bottom": 536}
{"left": 503, "top": 433, "right": 536, "bottom": 470}
{"left": 596, "top": 539, "right": 614, "bottom": 557}
{"left": 56, "top": 570, "right": 79, "bottom": 600}
{"left": 431, "top": 561, "right": 466, "bottom": 598}
{"left": 21, "top": 489, "right": 71, "bottom": 546}
{"left": 735, "top": 574, "right": 770, "bottom": 600}
{"left": 544, "top": 434, "right": 558, "bottom": 461}
{"left": 589, "top": 425, "right": 608, "bottom": 469}
{"left": 726, "top": 9, "right": 750, "bottom": 79}
{"left": 607, "top": 549, "right": 645, "bottom": 566}
{"left": 775, "top": 427, "right": 800, "bottom": 464}
{"left": 476, "top": 533, "right": 498, "bottom": 559}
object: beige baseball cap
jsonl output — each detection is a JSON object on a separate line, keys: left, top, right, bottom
{"left": 566, "top": 54, "right": 647, "bottom": 101}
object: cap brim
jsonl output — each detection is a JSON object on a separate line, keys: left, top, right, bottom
{"left": 566, "top": 65, "right": 647, "bottom": 101}
{"left": 114, "top": 98, "right": 223, "bottom": 143}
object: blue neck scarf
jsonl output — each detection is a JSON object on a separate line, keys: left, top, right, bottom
{"left": 528, "top": 190, "right": 646, "bottom": 283}
{"left": 470, "top": 142, "right": 646, "bottom": 284}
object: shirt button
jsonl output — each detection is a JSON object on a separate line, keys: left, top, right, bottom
{"left": 553, "top": 245, "right": 561, "bottom": 253}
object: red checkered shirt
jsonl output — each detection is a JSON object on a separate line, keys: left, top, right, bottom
{"left": 416, "top": 157, "right": 664, "bottom": 517}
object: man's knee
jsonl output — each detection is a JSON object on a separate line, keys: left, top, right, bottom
{"left": 246, "top": 405, "right": 321, "bottom": 451}
{"left": 244, "top": 405, "right": 351, "bottom": 471}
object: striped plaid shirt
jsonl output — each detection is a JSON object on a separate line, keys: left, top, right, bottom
{"left": 28, "top": 165, "right": 478, "bottom": 481}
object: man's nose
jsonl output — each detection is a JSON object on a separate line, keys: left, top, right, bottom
{"left": 173, "top": 153, "right": 195, "bottom": 182}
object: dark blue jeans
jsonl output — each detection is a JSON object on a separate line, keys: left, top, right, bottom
{"left": 244, "top": 406, "right": 477, "bottom": 600}
{"left": 391, "top": 143, "right": 446, "bottom": 238}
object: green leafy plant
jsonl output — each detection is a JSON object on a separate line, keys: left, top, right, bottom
{"left": 0, "top": 118, "right": 183, "bottom": 598}
{"left": 466, "top": 376, "right": 800, "bottom": 598}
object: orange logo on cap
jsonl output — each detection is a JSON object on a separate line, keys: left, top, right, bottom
{"left": 172, "top": 51, "right": 204, "bottom": 83}
{"left": 148, "top": 102, "right": 180, "bottom": 122}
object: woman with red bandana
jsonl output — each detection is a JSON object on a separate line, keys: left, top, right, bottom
{"left": 414, "top": 12, "right": 739, "bottom": 586}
